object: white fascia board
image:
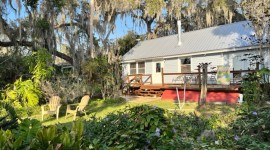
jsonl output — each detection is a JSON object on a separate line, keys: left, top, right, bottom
{"left": 122, "top": 57, "right": 165, "bottom": 63}
{"left": 163, "top": 46, "right": 260, "bottom": 59}
{"left": 121, "top": 45, "right": 264, "bottom": 63}
{"left": 121, "top": 60, "right": 137, "bottom": 63}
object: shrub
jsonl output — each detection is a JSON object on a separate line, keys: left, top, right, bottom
{"left": 84, "top": 105, "right": 196, "bottom": 149}
{"left": 232, "top": 107, "right": 270, "bottom": 149}
{"left": 241, "top": 68, "right": 270, "bottom": 109}
{"left": 0, "top": 118, "right": 85, "bottom": 149}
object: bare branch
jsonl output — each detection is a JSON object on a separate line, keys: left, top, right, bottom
{"left": 54, "top": 22, "right": 81, "bottom": 29}
{"left": 0, "top": 40, "right": 32, "bottom": 47}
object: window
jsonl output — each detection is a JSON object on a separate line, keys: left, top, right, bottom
{"left": 156, "top": 63, "right": 161, "bottom": 73}
{"left": 130, "top": 63, "right": 136, "bottom": 74}
{"left": 138, "top": 62, "right": 145, "bottom": 74}
{"left": 181, "top": 58, "right": 191, "bottom": 73}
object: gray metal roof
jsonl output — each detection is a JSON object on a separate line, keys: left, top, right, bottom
{"left": 123, "top": 21, "right": 256, "bottom": 61}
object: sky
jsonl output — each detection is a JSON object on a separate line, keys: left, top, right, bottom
{"left": 110, "top": 15, "right": 148, "bottom": 39}
{"left": 4, "top": 2, "right": 148, "bottom": 42}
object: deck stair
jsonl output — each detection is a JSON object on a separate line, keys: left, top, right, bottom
{"left": 135, "top": 85, "right": 164, "bottom": 97}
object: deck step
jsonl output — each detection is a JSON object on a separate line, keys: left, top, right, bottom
{"left": 135, "top": 88, "right": 163, "bottom": 97}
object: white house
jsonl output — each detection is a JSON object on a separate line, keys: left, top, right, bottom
{"left": 122, "top": 21, "right": 270, "bottom": 84}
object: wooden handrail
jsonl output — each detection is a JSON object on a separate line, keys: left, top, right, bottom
{"left": 124, "top": 69, "right": 257, "bottom": 88}
{"left": 161, "top": 69, "right": 257, "bottom": 86}
{"left": 124, "top": 73, "right": 152, "bottom": 86}
{"left": 162, "top": 69, "right": 255, "bottom": 76}
{"left": 163, "top": 72, "right": 199, "bottom": 75}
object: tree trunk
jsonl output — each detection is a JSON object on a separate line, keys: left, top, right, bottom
{"left": 89, "top": 0, "right": 95, "bottom": 58}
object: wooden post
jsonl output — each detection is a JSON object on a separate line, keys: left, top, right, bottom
{"left": 232, "top": 68, "right": 234, "bottom": 84}
{"left": 199, "top": 63, "right": 208, "bottom": 107}
{"left": 150, "top": 74, "right": 153, "bottom": 84}
{"left": 140, "top": 74, "right": 143, "bottom": 85}
{"left": 197, "top": 65, "right": 201, "bottom": 86}
{"left": 127, "top": 75, "right": 130, "bottom": 84}
{"left": 161, "top": 68, "right": 164, "bottom": 87}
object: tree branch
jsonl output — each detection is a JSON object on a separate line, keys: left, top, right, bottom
{"left": 54, "top": 50, "right": 73, "bottom": 65}
{"left": 53, "top": 22, "right": 81, "bottom": 29}
{"left": 0, "top": 40, "right": 33, "bottom": 47}
{"left": 0, "top": 40, "right": 73, "bottom": 65}
{"left": 0, "top": 16, "right": 15, "bottom": 39}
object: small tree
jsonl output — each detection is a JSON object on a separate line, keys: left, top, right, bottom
{"left": 82, "top": 56, "right": 116, "bottom": 99}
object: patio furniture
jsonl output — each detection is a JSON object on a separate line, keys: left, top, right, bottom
{"left": 41, "top": 96, "right": 62, "bottom": 121}
{"left": 65, "top": 95, "right": 90, "bottom": 120}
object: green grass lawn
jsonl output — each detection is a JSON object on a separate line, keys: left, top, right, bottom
{"left": 37, "top": 97, "right": 238, "bottom": 126}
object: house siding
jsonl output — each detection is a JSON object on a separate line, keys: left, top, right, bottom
{"left": 191, "top": 54, "right": 223, "bottom": 72}
{"left": 223, "top": 49, "right": 264, "bottom": 71}
{"left": 143, "top": 61, "right": 153, "bottom": 83}
{"left": 145, "top": 61, "right": 152, "bottom": 74}
{"left": 164, "top": 58, "right": 178, "bottom": 73}
{"left": 164, "top": 58, "right": 179, "bottom": 83}
{"left": 122, "top": 63, "right": 129, "bottom": 76}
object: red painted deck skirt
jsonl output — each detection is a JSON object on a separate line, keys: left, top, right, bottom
{"left": 161, "top": 90, "right": 240, "bottom": 104}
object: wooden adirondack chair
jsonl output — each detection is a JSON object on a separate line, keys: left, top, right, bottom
{"left": 65, "top": 95, "right": 90, "bottom": 120}
{"left": 41, "top": 96, "right": 62, "bottom": 121}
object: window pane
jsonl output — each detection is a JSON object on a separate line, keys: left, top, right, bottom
{"left": 156, "top": 63, "right": 161, "bottom": 73}
{"left": 130, "top": 69, "right": 136, "bottom": 74}
{"left": 130, "top": 63, "right": 136, "bottom": 69}
{"left": 138, "top": 62, "right": 145, "bottom": 74}
{"left": 181, "top": 65, "right": 191, "bottom": 73}
{"left": 130, "top": 62, "right": 136, "bottom": 74}
{"left": 180, "top": 58, "right": 191, "bottom": 73}
{"left": 181, "top": 58, "right": 191, "bottom": 64}
{"left": 138, "top": 62, "right": 145, "bottom": 68}
{"left": 138, "top": 68, "right": 145, "bottom": 74}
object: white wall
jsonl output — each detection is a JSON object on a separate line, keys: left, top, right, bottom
{"left": 122, "top": 63, "right": 129, "bottom": 77}
{"left": 143, "top": 61, "right": 153, "bottom": 84}
{"left": 164, "top": 58, "right": 179, "bottom": 83}
{"left": 145, "top": 60, "right": 152, "bottom": 74}
{"left": 224, "top": 50, "right": 261, "bottom": 71}
{"left": 164, "top": 58, "right": 178, "bottom": 73}
{"left": 191, "top": 54, "right": 223, "bottom": 72}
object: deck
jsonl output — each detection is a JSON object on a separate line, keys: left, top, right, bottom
{"left": 123, "top": 69, "right": 256, "bottom": 98}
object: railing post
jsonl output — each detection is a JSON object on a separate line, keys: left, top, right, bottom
{"left": 232, "top": 68, "right": 235, "bottom": 84}
{"left": 127, "top": 75, "right": 130, "bottom": 84}
{"left": 197, "top": 65, "right": 201, "bottom": 86}
{"left": 161, "top": 68, "right": 164, "bottom": 87}
{"left": 150, "top": 74, "right": 152, "bottom": 84}
{"left": 140, "top": 74, "right": 143, "bottom": 85}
